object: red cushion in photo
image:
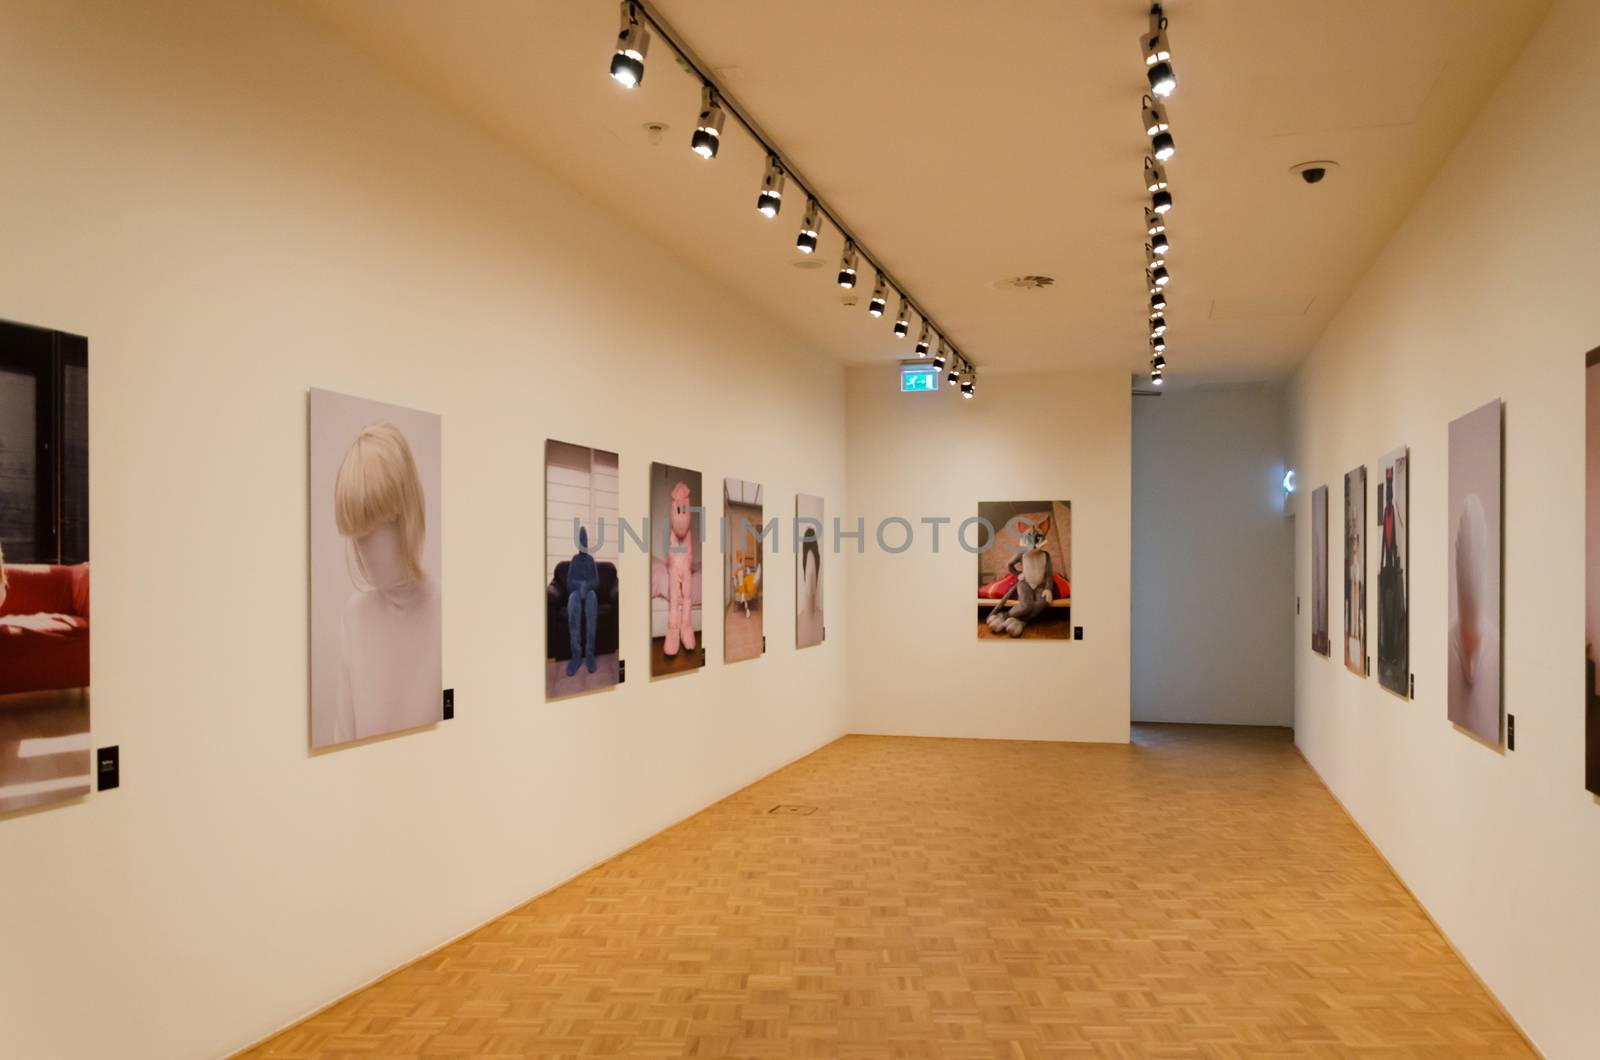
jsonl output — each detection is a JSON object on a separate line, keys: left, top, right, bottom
{"left": 979, "top": 574, "right": 1017, "bottom": 599}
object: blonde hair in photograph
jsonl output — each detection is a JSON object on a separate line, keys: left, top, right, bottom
{"left": 334, "top": 422, "right": 427, "bottom": 588}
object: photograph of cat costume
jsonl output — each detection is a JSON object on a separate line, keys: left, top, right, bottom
{"left": 546, "top": 441, "right": 621, "bottom": 698}
{"left": 309, "top": 390, "right": 442, "bottom": 749}
{"left": 977, "top": 500, "right": 1072, "bottom": 639}
{"left": 650, "top": 462, "right": 703, "bottom": 676}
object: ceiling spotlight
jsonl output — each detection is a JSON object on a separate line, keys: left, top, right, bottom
{"left": 893, "top": 298, "right": 911, "bottom": 338}
{"left": 796, "top": 199, "right": 820, "bottom": 253}
{"left": 1151, "top": 292, "right": 1167, "bottom": 313}
{"left": 1149, "top": 232, "right": 1170, "bottom": 256}
{"left": 1150, "top": 265, "right": 1170, "bottom": 286}
{"left": 868, "top": 273, "right": 888, "bottom": 316}
{"left": 1151, "top": 315, "right": 1167, "bottom": 335}
{"left": 932, "top": 342, "right": 948, "bottom": 370}
{"left": 1151, "top": 335, "right": 1167, "bottom": 353}
{"left": 947, "top": 364, "right": 961, "bottom": 387}
{"left": 916, "top": 322, "right": 932, "bottom": 356}
{"left": 1144, "top": 208, "right": 1166, "bottom": 237}
{"left": 1143, "top": 97, "right": 1175, "bottom": 161}
{"left": 1151, "top": 368, "right": 1165, "bottom": 386}
{"left": 838, "top": 242, "right": 858, "bottom": 288}
{"left": 960, "top": 374, "right": 975, "bottom": 399}
{"left": 610, "top": 1, "right": 650, "bottom": 88}
{"left": 756, "top": 157, "right": 785, "bottom": 218}
{"left": 691, "top": 85, "right": 725, "bottom": 159}
{"left": 1143, "top": 4, "right": 1176, "bottom": 97}
{"left": 1152, "top": 353, "right": 1166, "bottom": 369}
{"left": 1151, "top": 189, "right": 1173, "bottom": 215}
{"left": 1144, "top": 157, "right": 1169, "bottom": 193}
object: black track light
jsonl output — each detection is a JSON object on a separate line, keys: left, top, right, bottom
{"left": 1145, "top": 208, "right": 1166, "bottom": 237}
{"left": 1143, "top": 97, "right": 1175, "bottom": 161}
{"left": 1151, "top": 292, "right": 1167, "bottom": 314}
{"left": 893, "top": 298, "right": 910, "bottom": 338}
{"left": 1152, "top": 189, "right": 1173, "bottom": 214}
{"left": 756, "top": 157, "right": 785, "bottom": 218}
{"left": 915, "top": 323, "right": 932, "bottom": 356}
{"left": 610, "top": 1, "right": 650, "bottom": 88}
{"left": 1150, "top": 232, "right": 1170, "bottom": 256}
{"left": 1143, "top": 4, "right": 1176, "bottom": 97}
{"left": 1150, "top": 315, "right": 1167, "bottom": 335}
{"left": 960, "top": 374, "right": 975, "bottom": 399}
{"left": 1151, "top": 367, "right": 1165, "bottom": 386}
{"left": 868, "top": 273, "right": 887, "bottom": 317}
{"left": 1151, "top": 335, "right": 1167, "bottom": 353}
{"left": 838, "top": 243, "right": 858, "bottom": 288}
{"left": 691, "top": 85, "right": 725, "bottom": 159}
{"left": 796, "top": 199, "right": 820, "bottom": 254}
{"left": 947, "top": 364, "right": 961, "bottom": 387}
{"left": 1150, "top": 265, "right": 1169, "bottom": 286}
{"left": 932, "top": 342, "right": 947, "bottom": 371}
{"left": 1144, "top": 157, "right": 1169, "bottom": 194}
{"left": 1151, "top": 353, "right": 1166, "bottom": 370}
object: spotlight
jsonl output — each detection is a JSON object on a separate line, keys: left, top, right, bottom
{"left": 960, "top": 375, "right": 975, "bottom": 399}
{"left": 1143, "top": 4, "right": 1176, "bottom": 97}
{"left": 1150, "top": 293, "right": 1167, "bottom": 314}
{"left": 947, "top": 362, "right": 961, "bottom": 387}
{"left": 1152, "top": 189, "right": 1173, "bottom": 214}
{"left": 610, "top": 1, "right": 650, "bottom": 88}
{"left": 1151, "top": 368, "right": 1165, "bottom": 386}
{"left": 1144, "top": 157, "right": 1169, "bottom": 193}
{"left": 1150, "top": 265, "right": 1169, "bottom": 286}
{"left": 1145, "top": 208, "right": 1166, "bottom": 237}
{"left": 868, "top": 273, "right": 887, "bottom": 317}
{"left": 691, "top": 85, "right": 725, "bottom": 159}
{"left": 932, "top": 342, "right": 948, "bottom": 370}
{"left": 893, "top": 298, "right": 911, "bottom": 338}
{"left": 838, "top": 243, "right": 858, "bottom": 288}
{"left": 1152, "top": 353, "right": 1166, "bottom": 369}
{"left": 1143, "top": 97, "right": 1175, "bottom": 161}
{"left": 796, "top": 199, "right": 820, "bottom": 253}
{"left": 1151, "top": 335, "right": 1167, "bottom": 353}
{"left": 756, "top": 157, "right": 785, "bottom": 218}
{"left": 915, "top": 322, "right": 932, "bottom": 356}
{"left": 1151, "top": 314, "right": 1167, "bottom": 335}
{"left": 1150, "top": 232, "right": 1170, "bottom": 256}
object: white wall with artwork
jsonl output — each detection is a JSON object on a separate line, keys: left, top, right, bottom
{"left": 845, "top": 367, "right": 1131, "bottom": 743}
{"left": 0, "top": 3, "right": 849, "bottom": 1058}
{"left": 1286, "top": 1, "right": 1600, "bottom": 1053}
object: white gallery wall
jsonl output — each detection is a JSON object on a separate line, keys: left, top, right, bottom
{"left": 845, "top": 368, "right": 1131, "bottom": 742}
{"left": 1286, "top": 1, "right": 1599, "bottom": 1055}
{"left": 0, "top": 2, "right": 849, "bottom": 1057}
{"left": 1132, "top": 386, "right": 1293, "bottom": 726}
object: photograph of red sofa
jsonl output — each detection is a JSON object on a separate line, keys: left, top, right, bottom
{"left": 0, "top": 563, "right": 90, "bottom": 695}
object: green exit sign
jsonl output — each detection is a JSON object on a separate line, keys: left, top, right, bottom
{"left": 901, "top": 366, "right": 938, "bottom": 393}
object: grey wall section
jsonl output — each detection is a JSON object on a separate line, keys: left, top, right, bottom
{"left": 1132, "top": 387, "right": 1294, "bottom": 726}
{"left": 1286, "top": 2, "right": 1598, "bottom": 1055}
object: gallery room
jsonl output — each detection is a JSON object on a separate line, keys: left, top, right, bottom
{"left": 0, "top": 0, "right": 1596, "bottom": 1056}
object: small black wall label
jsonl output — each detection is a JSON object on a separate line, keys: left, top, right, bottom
{"left": 96, "top": 746, "right": 119, "bottom": 792}
{"left": 442, "top": 689, "right": 454, "bottom": 721}
{"left": 1507, "top": 714, "right": 1515, "bottom": 751}
{"left": 619, "top": 659, "right": 627, "bottom": 683}
{"left": 1073, "top": 626, "right": 1084, "bottom": 640}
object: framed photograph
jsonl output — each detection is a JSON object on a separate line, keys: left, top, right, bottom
{"left": 1311, "top": 485, "right": 1329, "bottom": 657}
{"left": 1344, "top": 466, "right": 1367, "bottom": 676}
{"left": 977, "top": 501, "right": 1072, "bottom": 640}
{"left": 723, "top": 478, "right": 764, "bottom": 663}
{"left": 1447, "top": 399, "right": 1502, "bottom": 745}
{"left": 546, "top": 441, "right": 621, "bottom": 698}
{"left": 796, "top": 493, "right": 824, "bottom": 648}
{"left": 1376, "top": 447, "right": 1409, "bottom": 697}
{"left": 650, "top": 462, "right": 703, "bottom": 676}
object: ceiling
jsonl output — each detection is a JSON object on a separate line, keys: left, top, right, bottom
{"left": 296, "top": 0, "right": 1549, "bottom": 380}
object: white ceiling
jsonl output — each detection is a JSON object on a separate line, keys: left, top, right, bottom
{"left": 297, "top": 0, "right": 1549, "bottom": 380}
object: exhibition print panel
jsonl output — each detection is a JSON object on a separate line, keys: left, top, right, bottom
{"left": 309, "top": 389, "right": 442, "bottom": 749}
{"left": 0, "top": 321, "right": 91, "bottom": 813}
{"left": 1311, "top": 485, "right": 1329, "bottom": 657}
{"left": 978, "top": 501, "right": 1072, "bottom": 640}
{"left": 1343, "top": 466, "right": 1367, "bottom": 676}
{"left": 546, "top": 441, "right": 621, "bottom": 698}
{"left": 723, "top": 478, "right": 764, "bottom": 664}
{"left": 1447, "top": 399, "right": 1502, "bottom": 745}
{"left": 795, "top": 493, "right": 824, "bottom": 648}
{"left": 1376, "top": 447, "right": 1409, "bottom": 697}
{"left": 650, "top": 462, "right": 703, "bottom": 676}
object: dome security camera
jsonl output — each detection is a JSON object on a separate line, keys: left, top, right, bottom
{"left": 1291, "top": 160, "right": 1339, "bottom": 185}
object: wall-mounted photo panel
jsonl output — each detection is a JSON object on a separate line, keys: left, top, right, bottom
{"left": 796, "top": 493, "right": 824, "bottom": 648}
{"left": 1447, "top": 399, "right": 1503, "bottom": 745}
{"left": 1589, "top": 351, "right": 1600, "bottom": 794}
{"left": 978, "top": 501, "right": 1072, "bottom": 640}
{"left": 723, "top": 478, "right": 764, "bottom": 664}
{"left": 1312, "top": 485, "right": 1330, "bottom": 657}
{"left": 309, "top": 389, "right": 442, "bottom": 749}
{"left": 546, "top": 441, "right": 621, "bottom": 698}
{"left": 1, "top": 321, "right": 91, "bottom": 814}
{"left": 650, "top": 462, "right": 703, "bottom": 676}
{"left": 1377, "top": 447, "right": 1409, "bottom": 697}
{"left": 1344, "top": 466, "right": 1367, "bottom": 676}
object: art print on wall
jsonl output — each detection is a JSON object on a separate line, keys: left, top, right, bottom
{"left": 0, "top": 321, "right": 91, "bottom": 814}
{"left": 978, "top": 501, "right": 1072, "bottom": 639}
{"left": 309, "top": 389, "right": 442, "bottom": 749}
{"left": 1311, "top": 485, "right": 1330, "bottom": 657}
{"left": 1588, "top": 351, "right": 1600, "bottom": 793}
{"left": 1447, "top": 399, "right": 1503, "bottom": 745}
{"left": 1376, "top": 447, "right": 1409, "bottom": 697}
{"left": 723, "top": 478, "right": 764, "bottom": 664}
{"left": 1344, "top": 466, "right": 1367, "bottom": 676}
{"left": 795, "top": 493, "right": 824, "bottom": 648}
{"left": 650, "top": 462, "right": 703, "bottom": 676}
{"left": 546, "top": 441, "right": 621, "bottom": 698}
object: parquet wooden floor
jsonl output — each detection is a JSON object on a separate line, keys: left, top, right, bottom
{"left": 243, "top": 725, "right": 1536, "bottom": 1059}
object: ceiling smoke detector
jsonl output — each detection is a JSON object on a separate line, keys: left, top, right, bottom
{"left": 992, "top": 275, "right": 1056, "bottom": 291}
{"left": 1290, "top": 160, "right": 1339, "bottom": 185}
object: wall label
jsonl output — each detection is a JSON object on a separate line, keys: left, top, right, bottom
{"left": 442, "top": 689, "right": 455, "bottom": 721}
{"left": 96, "top": 746, "right": 119, "bottom": 792}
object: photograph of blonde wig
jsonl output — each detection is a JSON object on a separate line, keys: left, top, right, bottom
{"left": 1446, "top": 398, "right": 1502, "bottom": 745}
{"left": 334, "top": 422, "right": 427, "bottom": 590}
